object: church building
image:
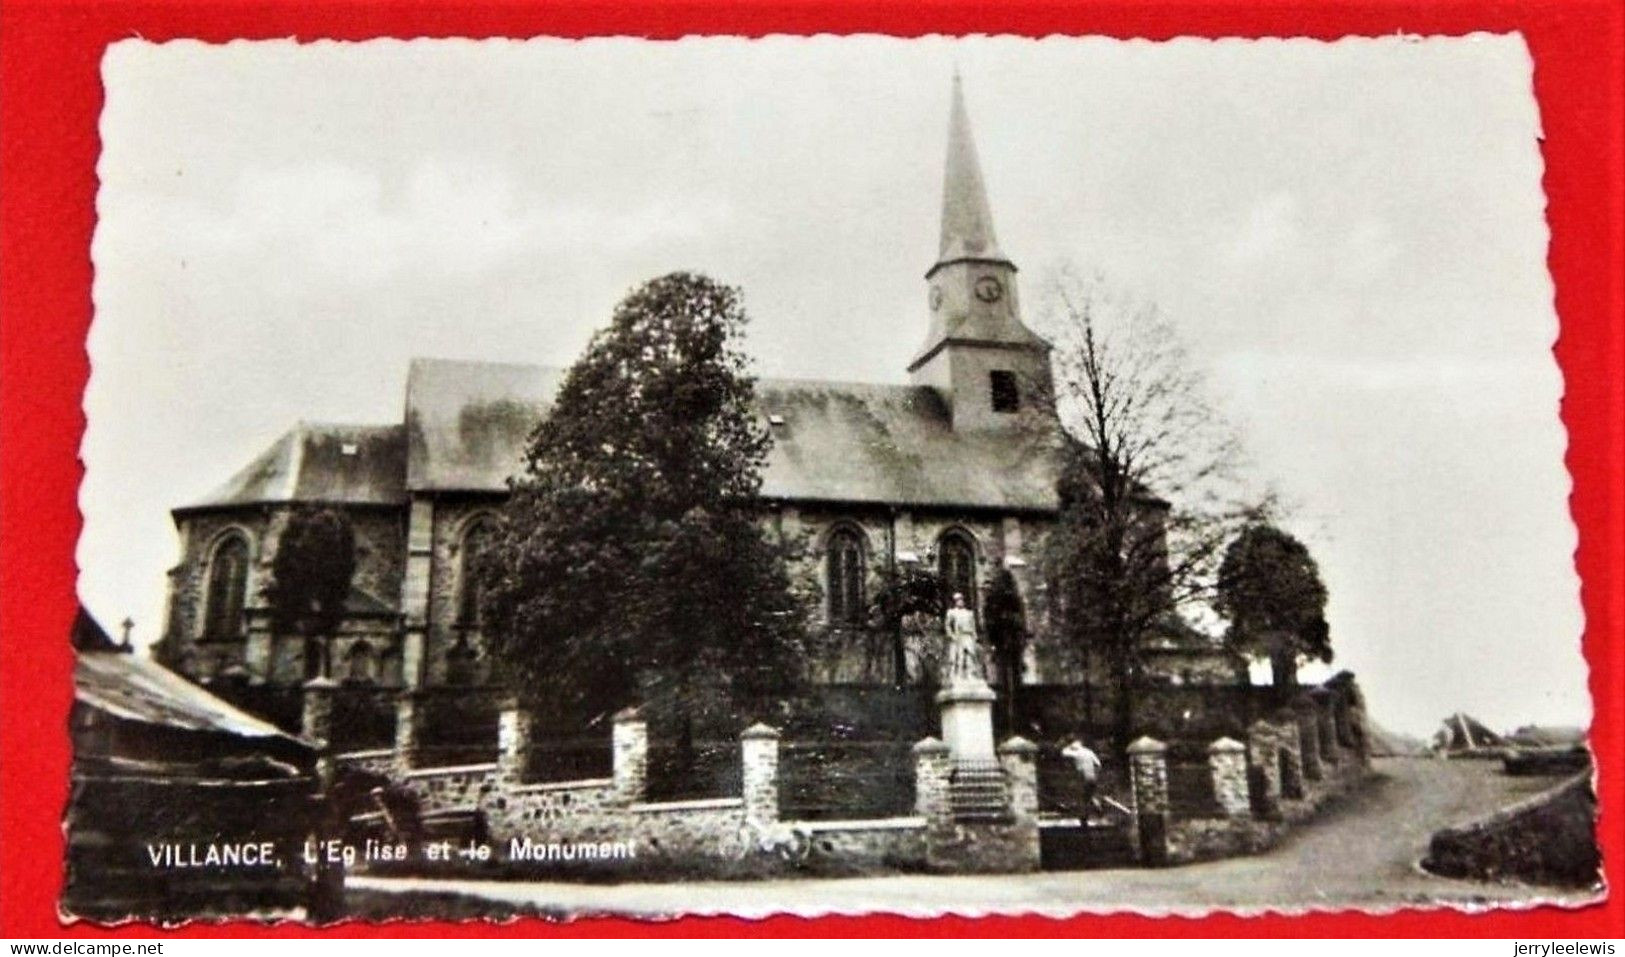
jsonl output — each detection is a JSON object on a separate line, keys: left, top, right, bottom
{"left": 154, "top": 78, "right": 1241, "bottom": 704}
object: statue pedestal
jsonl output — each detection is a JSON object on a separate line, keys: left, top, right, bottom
{"left": 936, "top": 678, "right": 998, "bottom": 764}
{"left": 924, "top": 676, "right": 1038, "bottom": 872}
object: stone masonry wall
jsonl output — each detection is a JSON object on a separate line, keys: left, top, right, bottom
{"left": 423, "top": 496, "right": 505, "bottom": 686}
{"left": 774, "top": 504, "right": 1065, "bottom": 684}
{"left": 159, "top": 510, "right": 274, "bottom": 676}
{"left": 161, "top": 505, "right": 405, "bottom": 685}
{"left": 1129, "top": 679, "right": 1374, "bottom": 866}
{"left": 346, "top": 703, "right": 1064, "bottom": 878}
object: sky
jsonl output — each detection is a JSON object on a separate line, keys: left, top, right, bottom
{"left": 83, "top": 34, "right": 1583, "bottom": 738}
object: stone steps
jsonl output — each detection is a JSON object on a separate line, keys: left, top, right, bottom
{"left": 949, "top": 760, "right": 1012, "bottom": 822}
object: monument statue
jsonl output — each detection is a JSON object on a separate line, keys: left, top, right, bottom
{"left": 944, "top": 592, "right": 985, "bottom": 685}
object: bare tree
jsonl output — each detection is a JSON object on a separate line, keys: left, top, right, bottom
{"left": 1033, "top": 269, "right": 1269, "bottom": 750}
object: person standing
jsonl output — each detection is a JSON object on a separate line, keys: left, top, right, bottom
{"left": 1062, "top": 738, "right": 1102, "bottom": 816}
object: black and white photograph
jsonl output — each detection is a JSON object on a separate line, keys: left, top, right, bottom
{"left": 69, "top": 34, "right": 1600, "bottom": 923}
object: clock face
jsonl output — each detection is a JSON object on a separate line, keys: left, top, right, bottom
{"left": 974, "top": 275, "right": 1004, "bottom": 303}
{"left": 929, "top": 286, "right": 943, "bottom": 311}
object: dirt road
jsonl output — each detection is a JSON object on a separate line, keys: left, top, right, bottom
{"left": 347, "top": 758, "right": 1599, "bottom": 918}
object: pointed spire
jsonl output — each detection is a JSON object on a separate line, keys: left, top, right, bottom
{"left": 935, "top": 73, "right": 1008, "bottom": 268}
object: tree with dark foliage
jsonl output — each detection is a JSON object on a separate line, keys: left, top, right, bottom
{"left": 867, "top": 566, "right": 946, "bottom": 686}
{"left": 1215, "top": 523, "right": 1331, "bottom": 692}
{"left": 1036, "top": 272, "right": 1268, "bottom": 751}
{"left": 479, "top": 272, "right": 808, "bottom": 736}
{"left": 983, "top": 567, "right": 1028, "bottom": 728}
{"left": 263, "top": 507, "right": 356, "bottom": 679}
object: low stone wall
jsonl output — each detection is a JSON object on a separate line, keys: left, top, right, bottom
{"left": 798, "top": 818, "right": 929, "bottom": 874}
{"left": 1167, "top": 816, "right": 1281, "bottom": 862}
{"left": 316, "top": 675, "right": 1370, "bottom": 876}
{"left": 336, "top": 700, "right": 952, "bottom": 878}
{"left": 626, "top": 797, "right": 748, "bottom": 862}
{"left": 333, "top": 748, "right": 395, "bottom": 778}
{"left": 1131, "top": 677, "right": 1374, "bottom": 866}
{"left": 398, "top": 762, "right": 498, "bottom": 810}
{"left": 1423, "top": 771, "right": 1600, "bottom": 888}
{"left": 489, "top": 777, "right": 618, "bottom": 825}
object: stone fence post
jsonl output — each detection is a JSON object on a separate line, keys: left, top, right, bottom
{"left": 394, "top": 690, "right": 423, "bottom": 774}
{"left": 1128, "top": 736, "right": 1169, "bottom": 867}
{"left": 1311, "top": 688, "right": 1339, "bottom": 766}
{"left": 497, "top": 698, "right": 534, "bottom": 789}
{"left": 299, "top": 677, "right": 342, "bottom": 920}
{"left": 1246, "top": 720, "right": 1283, "bottom": 819}
{"left": 611, "top": 707, "right": 647, "bottom": 804}
{"left": 1333, "top": 694, "right": 1355, "bottom": 748}
{"left": 1208, "top": 737, "right": 1250, "bottom": 818}
{"left": 997, "top": 736, "right": 1039, "bottom": 820}
{"left": 1294, "top": 698, "right": 1324, "bottom": 782}
{"left": 1349, "top": 705, "right": 1373, "bottom": 767}
{"left": 301, "top": 676, "right": 339, "bottom": 746}
{"left": 741, "top": 723, "right": 781, "bottom": 826}
{"left": 997, "top": 736, "right": 1042, "bottom": 872}
{"left": 913, "top": 737, "right": 952, "bottom": 827}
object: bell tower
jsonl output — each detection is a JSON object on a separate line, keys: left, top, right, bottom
{"left": 909, "top": 74, "right": 1051, "bottom": 431}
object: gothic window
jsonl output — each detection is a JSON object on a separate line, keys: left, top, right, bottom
{"left": 825, "top": 527, "right": 866, "bottom": 626}
{"left": 989, "top": 370, "right": 1019, "bottom": 413}
{"left": 344, "top": 641, "right": 377, "bottom": 685}
{"left": 203, "top": 533, "right": 250, "bottom": 641}
{"left": 457, "top": 517, "right": 495, "bottom": 628}
{"left": 938, "top": 531, "right": 979, "bottom": 610}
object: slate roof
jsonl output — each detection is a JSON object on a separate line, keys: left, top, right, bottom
{"left": 402, "top": 357, "right": 1064, "bottom": 512}
{"left": 936, "top": 72, "right": 1007, "bottom": 267}
{"left": 75, "top": 651, "right": 309, "bottom": 746}
{"left": 180, "top": 422, "right": 406, "bottom": 512}
{"left": 753, "top": 377, "right": 1060, "bottom": 511}
{"left": 403, "top": 358, "right": 564, "bottom": 493}
{"left": 185, "top": 354, "right": 1066, "bottom": 513}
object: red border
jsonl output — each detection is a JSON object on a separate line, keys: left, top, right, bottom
{"left": 3, "top": 0, "right": 1621, "bottom": 938}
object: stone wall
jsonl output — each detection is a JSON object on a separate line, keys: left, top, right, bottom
{"left": 410, "top": 497, "right": 1064, "bottom": 689}
{"left": 795, "top": 819, "right": 929, "bottom": 875}
{"left": 774, "top": 503, "right": 1065, "bottom": 684}
{"left": 331, "top": 748, "right": 396, "bottom": 778}
{"left": 335, "top": 696, "right": 1054, "bottom": 878}
{"left": 327, "top": 669, "right": 1371, "bottom": 876}
{"left": 422, "top": 495, "right": 505, "bottom": 686}
{"left": 158, "top": 510, "right": 274, "bottom": 677}
{"left": 400, "top": 762, "right": 498, "bottom": 810}
{"left": 1126, "top": 678, "right": 1374, "bottom": 866}
{"left": 160, "top": 504, "right": 406, "bottom": 686}
{"left": 1422, "top": 771, "right": 1599, "bottom": 888}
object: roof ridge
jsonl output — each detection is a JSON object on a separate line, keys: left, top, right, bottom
{"left": 290, "top": 420, "right": 401, "bottom": 433}
{"left": 757, "top": 374, "right": 924, "bottom": 391}
{"left": 410, "top": 355, "right": 562, "bottom": 374}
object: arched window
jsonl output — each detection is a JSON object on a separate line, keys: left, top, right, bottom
{"left": 937, "top": 531, "right": 979, "bottom": 611}
{"left": 203, "top": 533, "right": 250, "bottom": 640}
{"left": 344, "top": 641, "right": 377, "bottom": 685}
{"left": 825, "top": 527, "right": 866, "bottom": 626}
{"left": 457, "top": 517, "right": 495, "bottom": 628}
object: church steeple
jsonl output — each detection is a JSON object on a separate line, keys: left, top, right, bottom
{"left": 910, "top": 75, "right": 1050, "bottom": 431}
{"left": 933, "top": 72, "right": 1010, "bottom": 271}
